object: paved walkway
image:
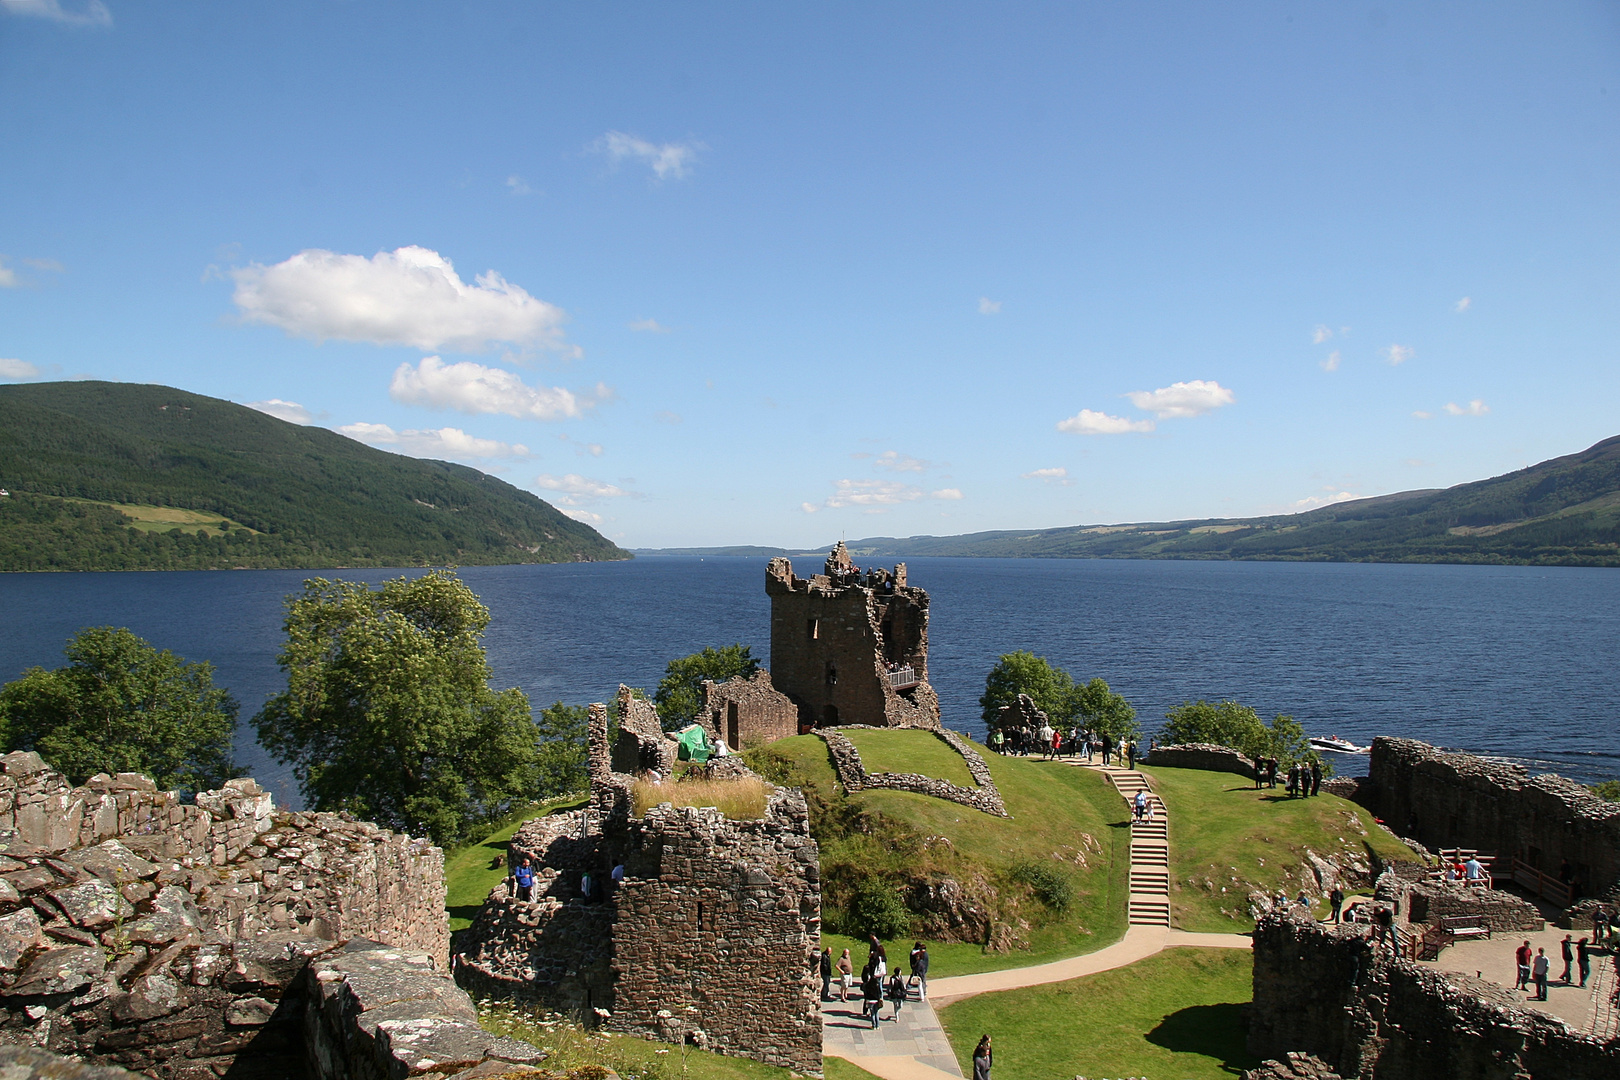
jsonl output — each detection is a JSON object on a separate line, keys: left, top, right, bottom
{"left": 820, "top": 991, "right": 963, "bottom": 1080}
{"left": 1431, "top": 927, "right": 1613, "bottom": 1033}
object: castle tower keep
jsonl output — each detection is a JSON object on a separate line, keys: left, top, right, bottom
{"left": 765, "top": 542, "right": 941, "bottom": 730}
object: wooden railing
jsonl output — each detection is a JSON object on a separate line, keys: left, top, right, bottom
{"left": 1511, "top": 857, "right": 1572, "bottom": 908}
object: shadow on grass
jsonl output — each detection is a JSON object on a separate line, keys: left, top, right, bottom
{"left": 1144, "top": 1002, "right": 1258, "bottom": 1075}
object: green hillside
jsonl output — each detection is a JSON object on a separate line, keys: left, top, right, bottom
{"left": 825, "top": 435, "right": 1620, "bottom": 567}
{"left": 0, "top": 381, "right": 628, "bottom": 571}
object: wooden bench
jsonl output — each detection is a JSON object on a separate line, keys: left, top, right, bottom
{"left": 1439, "top": 914, "right": 1491, "bottom": 940}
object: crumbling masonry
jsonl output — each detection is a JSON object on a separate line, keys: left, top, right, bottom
{"left": 766, "top": 543, "right": 940, "bottom": 730}
{"left": 455, "top": 701, "right": 823, "bottom": 1075}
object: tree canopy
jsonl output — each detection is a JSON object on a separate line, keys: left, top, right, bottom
{"left": 1161, "top": 699, "right": 1321, "bottom": 769}
{"left": 1072, "top": 676, "right": 1140, "bottom": 741}
{"left": 654, "top": 644, "right": 760, "bottom": 730}
{"left": 980, "top": 651, "right": 1076, "bottom": 725}
{"left": 252, "top": 570, "right": 539, "bottom": 845}
{"left": 0, "top": 626, "right": 237, "bottom": 792}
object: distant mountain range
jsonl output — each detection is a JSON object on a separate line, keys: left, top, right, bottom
{"left": 635, "top": 435, "right": 1620, "bottom": 567}
{"left": 0, "top": 381, "right": 628, "bottom": 572}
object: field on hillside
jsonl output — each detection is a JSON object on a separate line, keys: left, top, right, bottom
{"left": 1141, "top": 764, "right": 1420, "bottom": 932}
{"left": 938, "top": 947, "right": 1257, "bottom": 1080}
{"left": 767, "top": 732, "right": 1130, "bottom": 977}
{"left": 843, "top": 728, "right": 976, "bottom": 787}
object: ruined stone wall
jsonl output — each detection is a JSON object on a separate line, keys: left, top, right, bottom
{"left": 1404, "top": 882, "right": 1544, "bottom": 932}
{"left": 610, "top": 686, "right": 676, "bottom": 778}
{"left": 817, "top": 728, "right": 1008, "bottom": 818}
{"left": 701, "top": 670, "right": 800, "bottom": 750}
{"left": 765, "top": 555, "right": 940, "bottom": 731}
{"left": 1362, "top": 738, "right": 1620, "bottom": 896}
{"left": 1146, "top": 743, "right": 1259, "bottom": 781}
{"left": 1248, "top": 911, "right": 1620, "bottom": 1079}
{"left": 0, "top": 752, "right": 450, "bottom": 1079}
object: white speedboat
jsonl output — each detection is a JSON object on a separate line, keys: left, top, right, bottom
{"left": 1309, "top": 735, "right": 1370, "bottom": 755}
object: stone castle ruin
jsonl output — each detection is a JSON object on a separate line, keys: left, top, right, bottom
{"left": 0, "top": 751, "right": 549, "bottom": 1080}
{"left": 455, "top": 698, "right": 823, "bottom": 1075}
{"left": 765, "top": 543, "right": 940, "bottom": 731}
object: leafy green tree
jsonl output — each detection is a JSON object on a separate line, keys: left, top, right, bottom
{"left": 534, "top": 701, "right": 591, "bottom": 799}
{"left": 1071, "top": 677, "right": 1139, "bottom": 741}
{"left": 1161, "top": 700, "right": 1267, "bottom": 751}
{"left": 979, "top": 651, "right": 1076, "bottom": 725}
{"left": 0, "top": 626, "right": 237, "bottom": 792}
{"left": 1590, "top": 780, "right": 1620, "bottom": 802}
{"left": 253, "top": 570, "right": 539, "bottom": 846}
{"left": 654, "top": 644, "right": 759, "bottom": 730}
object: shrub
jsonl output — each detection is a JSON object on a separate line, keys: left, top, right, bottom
{"left": 1592, "top": 780, "right": 1620, "bottom": 802}
{"left": 849, "top": 879, "right": 912, "bottom": 940}
{"left": 1011, "top": 859, "right": 1075, "bottom": 912}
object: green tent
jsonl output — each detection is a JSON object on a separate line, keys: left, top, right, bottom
{"left": 675, "top": 724, "right": 712, "bottom": 764}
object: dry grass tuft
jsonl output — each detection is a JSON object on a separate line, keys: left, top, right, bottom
{"left": 632, "top": 775, "right": 771, "bottom": 819}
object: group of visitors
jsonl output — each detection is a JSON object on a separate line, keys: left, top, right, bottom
{"left": 504, "top": 856, "right": 626, "bottom": 905}
{"left": 1514, "top": 936, "right": 1595, "bottom": 1000}
{"left": 989, "top": 725, "right": 1148, "bottom": 768}
{"left": 1251, "top": 756, "right": 1322, "bottom": 797}
{"left": 820, "top": 939, "right": 931, "bottom": 1029}
{"left": 1441, "top": 854, "right": 1488, "bottom": 885}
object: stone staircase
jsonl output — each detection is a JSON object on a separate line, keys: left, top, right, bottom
{"left": 1059, "top": 760, "right": 1172, "bottom": 927}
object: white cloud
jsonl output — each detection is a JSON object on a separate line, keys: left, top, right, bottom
{"left": 1443, "top": 399, "right": 1489, "bottom": 416}
{"left": 231, "top": 246, "right": 571, "bottom": 353}
{"left": 561, "top": 508, "right": 605, "bottom": 524}
{"left": 0, "top": 263, "right": 17, "bottom": 289}
{"left": 337, "top": 422, "right": 531, "bottom": 461}
{"left": 871, "top": 451, "right": 928, "bottom": 473}
{"left": 1412, "top": 410, "right": 1433, "bottom": 420}
{"left": 594, "top": 131, "right": 702, "bottom": 180}
{"left": 1125, "top": 380, "right": 1235, "bottom": 419}
{"left": 505, "top": 175, "right": 532, "bottom": 196}
{"left": 0, "top": 255, "right": 62, "bottom": 288}
{"left": 629, "top": 318, "right": 671, "bottom": 333}
{"left": 931, "top": 488, "right": 964, "bottom": 500}
{"left": 1382, "top": 344, "right": 1414, "bottom": 366}
{"left": 801, "top": 502, "right": 819, "bottom": 514}
{"left": 1312, "top": 324, "right": 1333, "bottom": 344}
{"left": 1292, "top": 491, "right": 1361, "bottom": 512}
{"left": 1, "top": 0, "right": 111, "bottom": 27}
{"left": 1022, "top": 467, "right": 1071, "bottom": 485}
{"left": 1455, "top": 296, "right": 1471, "bottom": 313}
{"left": 533, "top": 473, "right": 633, "bottom": 506}
{"left": 1057, "top": 409, "right": 1156, "bottom": 436}
{"left": 0, "top": 358, "right": 40, "bottom": 381}
{"left": 389, "top": 356, "right": 607, "bottom": 421}
{"left": 978, "top": 297, "right": 1002, "bottom": 315}
{"left": 824, "top": 479, "right": 923, "bottom": 509}
{"left": 1320, "top": 350, "right": 1341, "bottom": 372}
{"left": 246, "top": 398, "right": 313, "bottom": 424}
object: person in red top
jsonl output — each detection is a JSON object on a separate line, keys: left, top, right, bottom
{"left": 1514, "top": 941, "right": 1533, "bottom": 990}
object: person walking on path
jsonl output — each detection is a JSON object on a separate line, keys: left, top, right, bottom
{"left": 1560, "top": 934, "right": 1574, "bottom": 983}
{"left": 972, "top": 1035, "right": 993, "bottom": 1080}
{"left": 1532, "top": 948, "right": 1550, "bottom": 1000}
{"left": 1577, "top": 937, "right": 1592, "bottom": 988}
{"left": 1330, "top": 887, "right": 1345, "bottom": 923}
{"left": 1101, "top": 733, "right": 1113, "bottom": 766}
{"left": 820, "top": 947, "right": 833, "bottom": 1001}
{"left": 513, "top": 858, "right": 536, "bottom": 902}
{"left": 837, "top": 949, "right": 854, "bottom": 1002}
{"left": 1133, "top": 789, "right": 1148, "bottom": 822}
{"left": 1514, "top": 941, "right": 1532, "bottom": 990}
{"left": 862, "top": 965, "right": 884, "bottom": 1028}
{"left": 909, "top": 942, "right": 930, "bottom": 1000}
{"left": 887, "top": 970, "right": 908, "bottom": 1020}
{"left": 868, "top": 935, "right": 888, "bottom": 978}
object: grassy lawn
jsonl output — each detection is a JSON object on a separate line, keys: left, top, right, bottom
{"left": 444, "top": 795, "right": 587, "bottom": 931}
{"left": 478, "top": 1002, "right": 806, "bottom": 1080}
{"left": 842, "top": 728, "right": 976, "bottom": 787}
{"left": 937, "top": 948, "right": 1258, "bottom": 1080}
{"left": 1141, "top": 764, "right": 1419, "bottom": 933}
{"left": 771, "top": 734, "right": 1130, "bottom": 977}
{"left": 824, "top": 1059, "right": 885, "bottom": 1080}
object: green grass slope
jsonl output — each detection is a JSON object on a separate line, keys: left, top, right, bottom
{"left": 829, "top": 434, "right": 1620, "bottom": 566}
{"left": 1142, "top": 765, "right": 1419, "bottom": 932}
{"left": 0, "top": 381, "right": 628, "bottom": 571}
{"left": 842, "top": 728, "right": 976, "bottom": 787}
{"left": 764, "top": 732, "right": 1130, "bottom": 977}
{"left": 938, "top": 948, "right": 1257, "bottom": 1080}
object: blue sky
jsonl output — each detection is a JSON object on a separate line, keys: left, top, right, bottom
{"left": 2, "top": 2, "right": 1616, "bottom": 548}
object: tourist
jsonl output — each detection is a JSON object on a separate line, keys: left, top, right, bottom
{"left": 514, "top": 858, "right": 535, "bottom": 902}
{"left": 1577, "top": 937, "right": 1591, "bottom": 988}
{"left": 1133, "top": 789, "right": 1147, "bottom": 822}
{"left": 1373, "top": 906, "right": 1394, "bottom": 953}
{"left": 1126, "top": 740, "right": 1136, "bottom": 770}
{"left": 887, "top": 969, "right": 908, "bottom": 1020}
{"left": 1595, "top": 904, "right": 1613, "bottom": 945}
{"left": 837, "top": 948, "right": 854, "bottom": 1001}
{"left": 973, "top": 1035, "right": 993, "bottom": 1080}
{"left": 989, "top": 729, "right": 1005, "bottom": 754}
{"left": 1038, "top": 720, "right": 1054, "bottom": 757}
{"left": 1310, "top": 760, "right": 1322, "bottom": 796}
{"left": 820, "top": 947, "right": 833, "bottom": 1001}
{"left": 1464, "top": 855, "right": 1484, "bottom": 883}
{"left": 1286, "top": 765, "right": 1298, "bottom": 798}
{"left": 869, "top": 935, "right": 888, "bottom": 977}
{"left": 1082, "top": 730, "right": 1094, "bottom": 762}
{"left": 611, "top": 862, "right": 625, "bottom": 894}
{"left": 1101, "top": 733, "right": 1113, "bottom": 766}
{"left": 862, "top": 965, "right": 883, "bottom": 1028}
{"left": 1330, "top": 887, "right": 1345, "bottom": 923}
{"left": 1048, "top": 728, "right": 1062, "bottom": 760}
{"left": 1559, "top": 934, "right": 1574, "bottom": 984}
{"left": 909, "top": 942, "right": 930, "bottom": 1000}
{"left": 1532, "top": 947, "right": 1549, "bottom": 1000}
{"left": 1514, "top": 940, "right": 1532, "bottom": 990}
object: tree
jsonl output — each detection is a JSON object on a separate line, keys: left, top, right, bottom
{"left": 0, "top": 626, "right": 237, "bottom": 792}
{"left": 1071, "top": 677, "right": 1139, "bottom": 741}
{"left": 979, "top": 651, "right": 1076, "bottom": 726}
{"left": 252, "top": 570, "right": 539, "bottom": 846}
{"left": 654, "top": 644, "right": 760, "bottom": 730}
{"left": 1161, "top": 699, "right": 1321, "bottom": 770}
{"left": 534, "top": 701, "right": 591, "bottom": 799}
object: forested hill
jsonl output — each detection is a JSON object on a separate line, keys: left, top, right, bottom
{"left": 827, "top": 435, "right": 1620, "bottom": 567}
{"left": 0, "top": 381, "right": 629, "bottom": 571}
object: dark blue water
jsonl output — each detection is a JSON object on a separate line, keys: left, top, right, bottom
{"left": 3, "top": 556, "right": 1617, "bottom": 806}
